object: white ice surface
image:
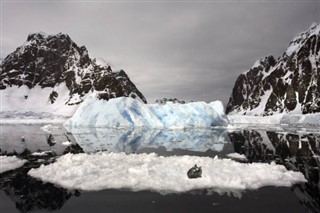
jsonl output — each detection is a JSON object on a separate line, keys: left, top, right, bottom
{"left": 226, "top": 153, "right": 247, "bottom": 161}
{"left": 65, "top": 95, "right": 229, "bottom": 128}
{"left": 0, "top": 156, "right": 27, "bottom": 173}
{"left": 228, "top": 113, "right": 320, "bottom": 127}
{"left": 28, "top": 152, "right": 306, "bottom": 195}
{"left": 227, "top": 114, "right": 283, "bottom": 127}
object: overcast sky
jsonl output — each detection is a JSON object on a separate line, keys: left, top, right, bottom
{"left": 1, "top": 0, "right": 319, "bottom": 104}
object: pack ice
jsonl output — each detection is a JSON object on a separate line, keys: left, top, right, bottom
{"left": 65, "top": 95, "right": 229, "bottom": 128}
{"left": 28, "top": 152, "right": 306, "bottom": 195}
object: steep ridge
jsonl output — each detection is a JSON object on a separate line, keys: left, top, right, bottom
{"left": 227, "top": 23, "right": 320, "bottom": 115}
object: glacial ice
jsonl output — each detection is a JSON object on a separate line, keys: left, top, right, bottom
{"left": 65, "top": 95, "right": 229, "bottom": 128}
{"left": 28, "top": 152, "right": 306, "bottom": 195}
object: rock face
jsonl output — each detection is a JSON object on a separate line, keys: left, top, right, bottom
{"left": 0, "top": 32, "right": 146, "bottom": 107}
{"left": 226, "top": 23, "right": 320, "bottom": 115}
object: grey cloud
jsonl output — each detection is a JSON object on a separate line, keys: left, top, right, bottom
{"left": 2, "top": 1, "right": 320, "bottom": 105}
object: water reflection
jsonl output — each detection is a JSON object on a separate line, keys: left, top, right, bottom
{"left": 65, "top": 127, "right": 229, "bottom": 154}
{"left": 229, "top": 129, "right": 320, "bottom": 213}
{"left": 0, "top": 124, "right": 84, "bottom": 212}
{"left": 0, "top": 124, "right": 319, "bottom": 212}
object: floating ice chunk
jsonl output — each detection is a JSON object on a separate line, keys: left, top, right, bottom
{"left": 0, "top": 156, "right": 27, "bottom": 173}
{"left": 226, "top": 153, "right": 247, "bottom": 161}
{"left": 28, "top": 152, "right": 306, "bottom": 195}
{"left": 65, "top": 96, "right": 229, "bottom": 128}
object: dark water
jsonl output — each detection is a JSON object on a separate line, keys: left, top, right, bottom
{"left": 0, "top": 124, "right": 319, "bottom": 213}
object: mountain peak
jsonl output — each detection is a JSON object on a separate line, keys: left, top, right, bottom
{"left": 0, "top": 31, "right": 147, "bottom": 118}
{"left": 286, "top": 23, "right": 320, "bottom": 57}
{"left": 227, "top": 22, "right": 320, "bottom": 115}
{"left": 27, "top": 32, "right": 70, "bottom": 41}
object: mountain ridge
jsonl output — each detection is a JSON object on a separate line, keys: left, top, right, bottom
{"left": 0, "top": 32, "right": 146, "bottom": 118}
{"left": 226, "top": 23, "right": 320, "bottom": 115}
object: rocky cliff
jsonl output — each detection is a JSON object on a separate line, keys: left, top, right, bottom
{"left": 0, "top": 32, "right": 146, "bottom": 118}
{"left": 226, "top": 23, "right": 320, "bottom": 115}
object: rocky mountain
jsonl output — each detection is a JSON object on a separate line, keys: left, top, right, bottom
{"left": 0, "top": 32, "right": 146, "bottom": 118}
{"left": 226, "top": 23, "right": 320, "bottom": 115}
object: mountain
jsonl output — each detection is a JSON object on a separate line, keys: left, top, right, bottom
{"left": 226, "top": 23, "right": 320, "bottom": 115}
{"left": 0, "top": 32, "right": 146, "bottom": 118}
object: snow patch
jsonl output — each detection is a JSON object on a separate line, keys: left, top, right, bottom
{"left": 0, "top": 84, "right": 78, "bottom": 120}
{"left": 286, "top": 23, "right": 320, "bottom": 57}
{"left": 226, "top": 153, "right": 247, "bottom": 161}
{"left": 31, "top": 151, "right": 52, "bottom": 156}
{"left": 62, "top": 141, "right": 72, "bottom": 146}
{"left": 0, "top": 156, "right": 27, "bottom": 173}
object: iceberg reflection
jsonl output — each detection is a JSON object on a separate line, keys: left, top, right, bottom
{"left": 65, "top": 127, "right": 229, "bottom": 154}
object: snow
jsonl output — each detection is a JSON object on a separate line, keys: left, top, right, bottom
{"left": 65, "top": 95, "right": 229, "bottom": 128}
{"left": 281, "top": 113, "right": 320, "bottom": 126}
{"left": 93, "top": 57, "right": 109, "bottom": 68}
{"left": 28, "top": 152, "right": 306, "bottom": 195}
{"left": 252, "top": 59, "right": 262, "bottom": 68}
{"left": 31, "top": 151, "right": 52, "bottom": 156}
{"left": 286, "top": 23, "right": 320, "bottom": 57}
{"left": 62, "top": 141, "right": 72, "bottom": 146}
{"left": 228, "top": 113, "right": 320, "bottom": 127}
{"left": 228, "top": 114, "right": 283, "bottom": 126}
{"left": 226, "top": 153, "right": 247, "bottom": 161}
{"left": 0, "top": 84, "right": 78, "bottom": 121}
{"left": 0, "top": 156, "right": 27, "bottom": 173}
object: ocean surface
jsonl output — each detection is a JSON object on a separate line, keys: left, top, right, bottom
{"left": 0, "top": 124, "right": 319, "bottom": 213}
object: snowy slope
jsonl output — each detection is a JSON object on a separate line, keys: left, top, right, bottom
{"left": 65, "top": 95, "right": 229, "bottom": 128}
{"left": 0, "top": 84, "right": 77, "bottom": 119}
{"left": 227, "top": 23, "right": 320, "bottom": 115}
{"left": 28, "top": 152, "right": 306, "bottom": 195}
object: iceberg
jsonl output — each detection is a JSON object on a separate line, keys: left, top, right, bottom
{"left": 65, "top": 96, "right": 229, "bottom": 128}
{"left": 28, "top": 152, "right": 306, "bottom": 195}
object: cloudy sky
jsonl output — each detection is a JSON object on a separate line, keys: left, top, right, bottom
{"left": 1, "top": 0, "right": 319, "bottom": 104}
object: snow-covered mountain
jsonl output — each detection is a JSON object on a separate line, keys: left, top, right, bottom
{"left": 0, "top": 32, "right": 146, "bottom": 118}
{"left": 226, "top": 23, "right": 320, "bottom": 115}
